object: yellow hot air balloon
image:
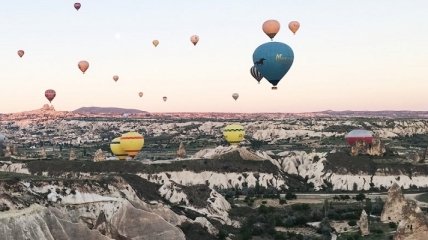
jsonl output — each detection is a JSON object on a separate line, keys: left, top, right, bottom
{"left": 223, "top": 124, "right": 245, "bottom": 145}
{"left": 110, "top": 137, "right": 127, "bottom": 160}
{"left": 120, "top": 132, "right": 144, "bottom": 158}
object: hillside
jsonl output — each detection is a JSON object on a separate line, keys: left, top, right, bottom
{"left": 73, "top": 107, "right": 147, "bottom": 114}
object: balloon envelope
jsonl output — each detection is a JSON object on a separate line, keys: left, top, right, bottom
{"left": 78, "top": 60, "right": 89, "bottom": 74}
{"left": 17, "top": 50, "right": 24, "bottom": 58}
{"left": 345, "top": 129, "right": 374, "bottom": 145}
{"left": 120, "top": 132, "right": 144, "bottom": 158}
{"left": 190, "top": 35, "right": 199, "bottom": 46}
{"left": 232, "top": 93, "right": 239, "bottom": 101}
{"left": 74, "top": 3, "right": 81, "bottom": 10}
{"left": 152, "top": 40, "right": 159, "bottom": 47}
{"left": 262, "top": 20, "right": 280, "bottom": 39}
{"left": 139, "top": 92, "right": 143, "bottom": 98}
{"left": 250, "top": 66, "right": 264, "bottom": 83}
{"left": 288, "top": 21, "right": 300, "bottom": 34}
{"left": 163, "top": 96, "right": 167, "bottom": 102}
{"left": 110, "top": 137, "right": 127, "bottom": 160}
{"left": 223, "top": 124, "right": 245, "bottom": 145}
{"left": 252, "top": 42, "right": 294, "bottom": 89}
{"left": 45, "top": 89, "right": 56, "bottom": 103}
{"left": 113, "top": 75, "right": 119, "bottom": 82}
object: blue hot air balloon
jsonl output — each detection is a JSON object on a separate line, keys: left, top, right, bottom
{"left": 252, "top": 42, "right": 294, "bottom": 89}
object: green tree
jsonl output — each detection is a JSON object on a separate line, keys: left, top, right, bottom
{"left": 355, "top": 193, "right": 366, "bottom": 202}
{"left": 348, "top": 220, "right": 357, "bottom": 226}
{"left": 364, "top": 198, "right": 372, "bottom": 214}
{"left": 323, "top": 199, "right": 329, "bottom": 218}
{"left": 285, "top": 192, "right": 297, "bottom": 200}
{"left": 353, "top": 182, "right": 358, "bottom": 191}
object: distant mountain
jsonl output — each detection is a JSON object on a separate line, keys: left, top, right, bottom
{"left": 315, "top": 110, "right": 428, "bottom": 118}
{"left": 73, "top": 107, "right": 147, "bottom": 114}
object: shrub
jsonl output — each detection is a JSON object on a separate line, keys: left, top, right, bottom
{"left": 348, "top": 220, "right": 357, "bottom": 226}
{"left": 371, "top": 228, "right": 384, "bottom": 234}
{"left": 389, "top": 222, "right": 397, "bottom": 229}
{"left": 217, "top": 229, "right": 228, "bottom": 240}
{"left": 292, "top": 203, "right": 310, "bottom": 211}
{"left": 285, "top": 192, "right": 297, "bottom": 200}
{"left": 355, "top": 193, "right": 366, "bottom": 201}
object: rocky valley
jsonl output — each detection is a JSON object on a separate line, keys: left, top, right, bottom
{"left": 1, "top": 108, "right": 428, "bottom": 239}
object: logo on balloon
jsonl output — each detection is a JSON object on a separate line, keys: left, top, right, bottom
{"left": 275, "top": 54, "right": 287, "bottom": 62}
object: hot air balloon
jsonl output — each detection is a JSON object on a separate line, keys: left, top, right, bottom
{"left": 223, "top": 124, "right": 245, "bottom": 145}
{"left": 152, "top": 40, "right": 159, "bottom": 47}
{"left": 190, "top": 35, "right": 199, "bottom": 46}
{"left": 110, "top": 137, "right": 127, "bottom": 160}
{"left": 163, "top": 96, "right": 167, "bottom": 102}
{"left": 17, "top": 50, "right": 24, "bottom": 58}
{"left": 250, "top": 66, "right": 263, "bottom": 84}
{"left": 262, "top": 20, "right": 280, "bottom": 40}
{"left": 232, "top": 93, "right": 239, "bottom": 101}
{"left": 288, "top": 21, "right": 300, "bottom": 35}
{"left": 74, "top": 3, "right": 81, "bottom": 11}
{"left": 113, "top": 75, "right": 119, "bottom": 82}
{"left": 345, "top": 130, "right": 374, "bottom": 145}
{"left": 252, "top": 42, "right": 294, "bottom": 90}
{"left": 78, "top": 60, "right": 89, "bottom": 74}
{"left": 44, "top": 89, "right": 56, "bottom": 103}
{"left": 120, "top": 132, "right": 144, "bottom": 158}
{"left": 138, "top": 92, "right": 143, "bottom": 98}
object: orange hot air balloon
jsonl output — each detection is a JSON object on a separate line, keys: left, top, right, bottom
{"left": 190, "top": 35, "right": 199, "bottom": 46}
{"left": 262, "top": 20, "right": 280, "bottom": 40}
{"left": 45, "top": 89, "right": 56, "bottom": 103}
{"left": 78, "top": 60, "right": 89, "bottom": 74}
{"left": 152, "top": 40, "right": 159, "bottom": 47}
{"left": 288, "top": 21, "right": 300, "bottom": 35}
{"left": 17, "top": 50, "right": 25, "bottom": 58}
{"left": 138, "top": 92, "right": 143, "bottom": 98}
{"left": 113, "top": 75, "right": 119, "bottom": 82}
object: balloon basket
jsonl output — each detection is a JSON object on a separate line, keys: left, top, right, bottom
{"left": 272, "top": 86, "right": 278, "bottom": 90}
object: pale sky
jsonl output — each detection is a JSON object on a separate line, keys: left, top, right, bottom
{"left": 1, "top": 0, "right": 427, "bottom": 113}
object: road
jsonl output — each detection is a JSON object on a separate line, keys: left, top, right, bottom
{"left": 293, "top": 193, "right": 428, "bottom": 207}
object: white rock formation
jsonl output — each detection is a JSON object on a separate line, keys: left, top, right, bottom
{"left": 381, "top": 183, "right": 407, "bottom": 223}
{"left": 394, "top": 206, "right": 428, "bottom": 240}
{"left": 110, "top": 201, "right": 186, "bottom": 240}
{"left": 176, "top": 142, "right": 186, "bottom": 159}
{"left": 69, "top": 148, "right": 77, "bottom": 161}
{"left": 358, "top": 210, "right": 369, "bottom": 236}
{"left": 39, "top": 148, "right": 47, "bottom": 159}
{"left": 93, "top": 149, "right": 105, "bottom": 162}
{"left": 0, "top": 205, "right": 111, "bottom": 240}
